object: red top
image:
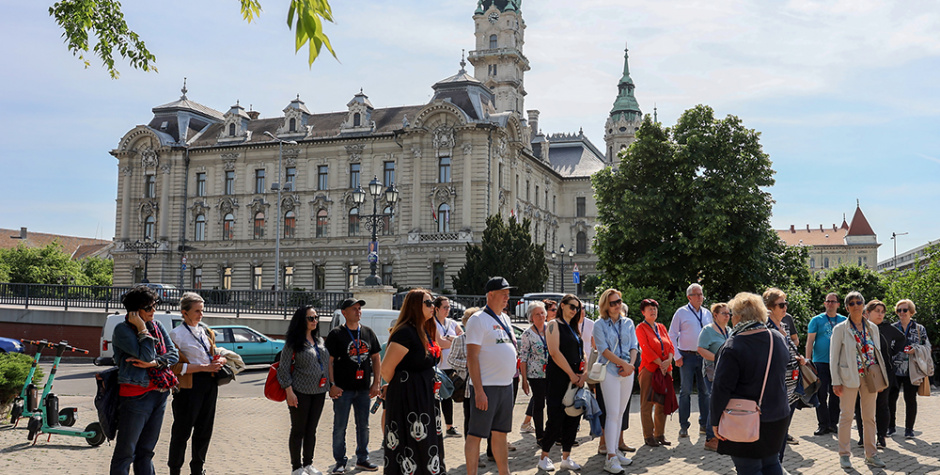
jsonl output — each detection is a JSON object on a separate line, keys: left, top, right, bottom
{"left": 636, "top": 320, "right": 675, "bottom": 373}
{"left": 119, "top": 381, "right": 157, "bottom": 397}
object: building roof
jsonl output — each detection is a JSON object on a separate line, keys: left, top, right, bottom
{"left": 476, "top": 0, "right": 521, "bottom": 14}
{"left": 0, "top": 228, "right": 112, "bottom": 259}
{"left": 776, "top": 225, "right": 848, "bottom": 247}
{"left": 546, "top": 131, "right": 608, "bottom": 178}
{"left": 846, "top": 205, "right": 875, "bottom": 236}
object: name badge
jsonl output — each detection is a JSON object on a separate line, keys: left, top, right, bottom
{"left": 355, "top": 369, "right": 365, "bottom": 380}
{"left": 543, "top": 364, "right": 547, "bottom": 373}
{"left": 792, "top": 369, "right": 799, "bottom": 381}
{"left": 319, "top": 377, "right": 328, "bottom": 388}
{"left": 579, "top": 361, "right": 585, "bottom": 372}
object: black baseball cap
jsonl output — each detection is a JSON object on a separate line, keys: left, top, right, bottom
{"left": 339, "top": 298, "right": 366, "bottom": 310}
{"left": 484, "top": 276, "right": 515, "bottom": 293}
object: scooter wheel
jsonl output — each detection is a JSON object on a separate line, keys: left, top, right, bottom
{"left": 59, "top": 408, "right": 76, "bottom": 427}
{"left": 85, "top": 422, "right": 106, "bottom": 447}
{"left": 26, "top": 416, "right": 42, "bottom": 441}
{"left": 10, "top": 398, "right": 23, "bottom": 424}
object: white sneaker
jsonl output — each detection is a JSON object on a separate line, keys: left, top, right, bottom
{"left": 604, "top": 457, "right": 624, "bottom": 473}
{"left": 521, "top": 421, "right": 536, "bottom": 433}
{"left": 616, "top": 453, "right": 633, "bottom": 466}
{"left": 538, "top": 456, "right": 556, "bottom": 472}
{"left": 304, "top": 466, "right": 323, "bottom": 475}
{"left": 291, "top": 468, "right": 306, "bottom": 475}
{"left": 559, "top": 457, "right": 581, "bottom": 471}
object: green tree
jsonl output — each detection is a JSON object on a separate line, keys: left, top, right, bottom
{"left": 80, "top": 256, "right": 114, "bottom": 286}
{"left": 885, "top": 244, "right": 940, "bottom": 349}
{"left": 452, "top": 214, "right": 548, "bottom": 296}
{"left": 593, "top": 106, "right": 781, "bottom": 302}
{"left": 0, "top": 242, "right": 113, "bottom": 285}
{"left": 49, "top": 0, "right": 336, "bottom": 78}
{"left": 815, "top": 264, "right": 888, "bottom": 309}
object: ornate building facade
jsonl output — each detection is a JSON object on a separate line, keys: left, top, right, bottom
{"left": 776, "top": 204, "right": 880, "bottom": 273}
{"left": 110, "top": 1, "right": 643, "bottom": 293}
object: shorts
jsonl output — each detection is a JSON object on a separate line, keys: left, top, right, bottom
{"left": 466, "top": 384, "right": 513, "bottom": 438}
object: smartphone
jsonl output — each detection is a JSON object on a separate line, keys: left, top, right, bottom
{"left": 370, "top": 397, "right": 384, "bottom": 414}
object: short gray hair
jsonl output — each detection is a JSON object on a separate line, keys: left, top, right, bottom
{"left": 525, "top": 301, "right": 546, "bottom": 323}
{"left": 687, "top": 283, "right": 703, "bottom": 296}
{"left": 844, "top": 291, "right": 864, "bottom": 307}
{"left": 180, "top": 292, "right": 205, "bottom": 312}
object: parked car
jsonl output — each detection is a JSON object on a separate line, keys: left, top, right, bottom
{"left": 95, "top": 312, "right": 184, "bottom": 366}
{"left": 143, "top": 283, "right": 182, "bottom": 304}
{"left": 514, "top": 292, "right": 597, "bottom": 319}
{"left": 212, "top": 325, "right": 284, "bottom": 365}
{"left": 0, "top": 336, "right": 25, "bottom": 354}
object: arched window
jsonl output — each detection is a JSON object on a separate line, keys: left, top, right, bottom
{"left": 228, "top": 123, "right": 236, "bottom": 136}
{"left": 143, "top": 215, "right": 155, "bottom": 240}
{"left": 809, "top": 257, "right": 815, "bottom": 268}
{"left": 824, "top": 257, "right": 830, "bottom": 269}
{"left": 223, "top": 213, "right": 235, "bottom": 240}
{"left": 284, "top": 210, "right": 296, "bottom": 238}
{"left": 348, "top": 208, "right": 360, "bottom": 236}
{"left": 489, "top": 34, "right": 497, "bottom": 49}
{"left": 316, "top": 209, "right": 328, "bottom": 237}
{"left": 437, "top": 203, "right": 450, "bottom": 233}
{"left": 194, "top": 214, "right": 206, "bottom": 241}
{"left": 382, "top": 206, "right": 393, "bottom": 236}
{"left": 353, "top": 113, "right": 361, "bottom": 127}
{"left": 576, "top": 231, "right": 587, "bottom": 254}
{"left": 253, "top": 211, "right": 265, "bottom": 239}
{"left": 289, "top": 118, "right": 296, "bottom": 132}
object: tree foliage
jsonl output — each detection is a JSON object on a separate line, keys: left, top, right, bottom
{"left": 452, "top": 215, "right": 548, "bottom": 296}
{"left": 884, "top": 244, "right": 940, "bottom": 349}
{"left": 49, "top": 0, "right": 335, "bottom": 79}
{"left": 593, "top": 105, "right": 783, "bottom": 303}
{"left": 0, "top": 242, "right": 113, "bottom": 286}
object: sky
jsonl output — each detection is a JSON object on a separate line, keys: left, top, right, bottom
{"left": 1, "top": 0, "right": 938, "bottom": 262}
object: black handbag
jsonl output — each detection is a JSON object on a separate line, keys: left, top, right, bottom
{"left": 216, "top": 364, "right": 236, "bottom": 386}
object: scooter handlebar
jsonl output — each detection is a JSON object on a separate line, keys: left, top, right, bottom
{"left": 21, "top": 339, "right": 54, "bottom": 348}
{"left": 52, "top": 341, "right": 90, "bottom": 354}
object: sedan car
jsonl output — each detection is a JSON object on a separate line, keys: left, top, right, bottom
{"left": 0, "top": 336, "right": 25, "bottom": 354}
{"left": 211, "top": 325, "right": 284, "bottom": 365}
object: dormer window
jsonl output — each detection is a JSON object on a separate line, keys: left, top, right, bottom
{"left": 353, "top": 113, "right": 361, "bottom": 127}
{"left": 289, "top": 118, "right": 296, "bottom": 132}
{"left": 229, "top": 123, "right": 236, "bottom": 136}
{"left": 489, "top": 34, "right": 498, "bottom": 49}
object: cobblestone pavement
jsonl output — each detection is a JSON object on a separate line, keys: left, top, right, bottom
{"left": 2, "top": 389, "right": 938, "bottom": 474}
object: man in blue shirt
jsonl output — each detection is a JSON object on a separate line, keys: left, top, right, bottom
{"left": 805, "top": 292, "right": 846, "bottom": 435}
{"left": 669, "top": 283, "right": 713, "bottom": 438}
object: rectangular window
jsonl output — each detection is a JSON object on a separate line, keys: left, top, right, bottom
{"left": 545, "top": 190, "right": 549, "bottom": 209}
{"left": 347, "top": 265, "right": 359, "bottom": 290}
{"left": 535, "top": 185, "right": 540, "bottom": 206}
{"left": 432, "top": 263, "right": 445, "bottom": 293}
{"left": 285, "top": 167, "right": 296, "bottom": 191}
{"left": 283, "top": 266, "right": 294, "bottom": 290}
{"left": 382, "top": 264, "right": 393, "bottom": 287}
{"left": 553, "top": 195, "right": 556, "bottom": 213}
{"left": 144, "top": 175, "right": 155, "bottom": 198}
{"left": 526, "top": 180, "right": 530, "bottom": 202}
{"left": 350, "top": 163, "right": 360, "bottom": 189}
{"left": 194, "top": 216, "right": 206, "bottom": 241}
{"left": 253, "top": 212, "right": 265, "bottom": 239}
{"left": 318, "top": 165, "right": 329, "bottom": 191}
{"left": 222, "top": 267, "right": 232, "bottom": 290}
{"left": 316, "top": 209, "right": 328, "bottom": 237}
{"left": 196, "top": 172, "right": 206, "bottom": 197}
{"left": 439, "top": 157, "right": 451, "bottom": 183}
{"left": 224, "top": 171, "right": 235, "bottom": 195}
{"left": 498, "top": 164, "right": 503, "bottom": 188}
{"left": 314, "top": 265, "right": 326, "bottom": 290}
{"left": 192, "top": 267, "right": 203, "bottom": 289}
{"left": 576, "top": 197, "right": 586, "bottom": 217}
{"left": 384, "top": 161, "right": 395, "bottom": 186}
{"left": 252, "top": 266, "right": 263, "bottom": 291}
{"left": 255, "top": 169, "right": 266, "bottom": 194}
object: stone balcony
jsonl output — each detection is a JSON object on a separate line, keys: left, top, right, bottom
{"left": 406, "top": 231, "right": 473, "bottom": 244}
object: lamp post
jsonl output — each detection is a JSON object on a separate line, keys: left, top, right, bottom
{"left": 131, "top": 237, "right": 161, "bottom": 283}
{"left": 551, "top": 243, "right": 574, "bottom": 293}
{"left": 264, "top": 131, "right": 298, "bottom": 294}
{"left": 891, "top": 231, "right": 908, "bottom": 271}
{"left": 353, "top": 175, "right": 399, "bottom": 286}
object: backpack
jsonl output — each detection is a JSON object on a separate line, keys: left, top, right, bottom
{"left": 95, "top": 367, "right": 120, "bottom": 441}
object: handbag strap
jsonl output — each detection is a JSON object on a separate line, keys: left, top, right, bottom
{"left": 758, "top": 329, "right": 773, "bottom": 407}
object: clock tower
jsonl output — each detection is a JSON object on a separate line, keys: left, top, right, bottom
{"left": 469, "top": 0, "right": 529, "bottom": 119}
{"left": 603, "top": 43, "right": 643, "bottom": 164}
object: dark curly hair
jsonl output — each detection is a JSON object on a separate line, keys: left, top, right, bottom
{"left": 122, "top": 285, "right": 158, "bottom": 312}
{"left": 285, "top": 305, "right": 320, "bottom": 352}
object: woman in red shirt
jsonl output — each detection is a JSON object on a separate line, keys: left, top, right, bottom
{"left": 636, "top": 299, "right": 676, "bottom": 447}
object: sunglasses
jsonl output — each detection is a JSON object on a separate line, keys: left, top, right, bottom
{"left": 567, "top": 303, "right": 582, "bottom": 312}
{"left": 897, "top": 308, "right": 909, "bottom": 313}
{"left": 825, "top": 300, "right": 839, "bottom": 304}
{"left": 546, "top": 306, "right": 556, "bottom": 312}
{"left": 142, "top": 304, "right": 156, "bottom": 312}
{"left": 306, "top": 315, "right": 318, "bottom": 322}
{"left": 847, "top": 300, "right": 863, "bottom": 306}
{"left": 423, "top": 300, "right": 434, "bottom": 308}
{"left": 775, "top": 302, "right": 788, "bottom": 309}
{"left": 719, "top": 311, "right": 732, "bottom": 316}
{"left": 609, "top": 299, "right": 623, "bottom": 306}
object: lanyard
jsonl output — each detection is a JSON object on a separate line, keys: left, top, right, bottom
{"left": 850, "top": 318, "right": 868, "bottom": 344}
{"left": 484, "top": 306, "right": 516, "bottom": 348}
{"left": 559, "top": 317, "right": 584, "bottom": 364}
{"left": 608, "top": 318, "right": 623, "bottom": 357}
{"left": 646, "top": 321, "right": 664, "bottom": 355}
{"left": 826, "top": 315, "right": 839, "bottom": 333}
{"left": 345, "top": 325, "right": 364, "bottom": 367}
{"left": 312, "top": 342, "right": 326, "bottom": 373}
{"left": 183, "top": 324, "right": 212, "bottom": 359}
{"left": 898, "top": 320, "right": 916, "bottom": 343}
{"left": 688, "top": 304, "right": 704, "bottom": 328}
{"left": 436, "top": 318, "right": 448, "bottom": 338}
{"left": 714, "top": 323, "right": 728, "bottom": 340}
{"left": 534, "top": 325, "right": 548, "bottom": 359}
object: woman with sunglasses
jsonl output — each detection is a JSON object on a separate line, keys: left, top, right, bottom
{"left": 381, "top": 289, "right": 446, "bottom": 475}
{"left": 279, "top": 306, "right": 331, "bottom": 475}
{"left": 592, "top": 289, "right": 639, "bottom": 473}
{"left": 762, "top": 288, "right": 807, "bottom": 465}
{"left": 636, "top": 298, "right": 675, "bottom": 448}
{"left": 697, "top": 302, "right": 731, "bottom": 452}
{"left": 888, "top": 299, "right": 931, "bottom": 440}
{"left": 432, "top": 296, "right": 462, "bottom": 436}
{"left": 830, "top": 291, "right": 889, "bottom": 469}
{"left": 537, "top": 295, "right": 588, "bottom": 472}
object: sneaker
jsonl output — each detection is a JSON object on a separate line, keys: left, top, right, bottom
{"left": 786, "top": 434, "right": 799, "bottom": 445}
{"left": 839, "top": 455, "right": 852, "bottom": 469}
{"left": 704, "top": 438, "right": 719, "bottom": 452}
{"left": 886, "top": 427, "right": 896, "bottom": 436}
{"left": 537, "top": 456, "right": 556, "bottom": 472}
{"left": 558, "top": 457, "right": 581, "bottom": 471}
{"left": 603, "top": 457, "right": 624, "bottom": 474}
{"left": 905, "top": 428, "right": 915, "bottom": 439}
{"left": 679, "top": 428, "right": 689, "bottom": 438}
{"left": 865, "top": 455, "right": 886, "bottom": 468}
{"left": 292, "top": 468, "right": 307, "bottom": 475}
{"left": 355, "top": 461, "right": 378, "bottom": 472}
{"left": 331, "top": 465, "right": 346, "bottom": 474}
{"left": 447, "top": 426, "right": 460, "bottom": 436}
{"left": 877, "top": 437, "right": 886, "bottom": 449}
{"left": 304, "top": 466, "right": 323, "bottom": 475}
{"left": 615, "top": 453, "right": 633, "bottom": 466}
{"left": 521, "top": 422, "right": 536, "bottom": 433}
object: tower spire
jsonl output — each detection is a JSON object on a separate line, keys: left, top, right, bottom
{"left": 609, "top": 43, "right": 641, "bottom": 120}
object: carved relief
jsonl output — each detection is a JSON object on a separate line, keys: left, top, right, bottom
{"left": 496, "top": 137, "right": 508, "bottom": 160}
{"left": 138, "top": 201, "right": 159, "bottom": 223}
{"left": 462, "top": 142, "right": 472, "bottom": 156}
{"left": 189, "top": 201, "right": 209, "bottom": 222}
{"left": 160, "top": 164, "right": 172, "bottom": 175}
{"left": 221, "top": 153, "right": 239, "bottom": 170}
{"left": 281, "top": 195, "right": 300, "bottom": 213}
{"left": 121, "top": 166, "right": 132, "bottom": 177}
{"left": 248, "top": 197, "right": 268, "bottom": 215}
{"left": 412, "top": 146, "right": 422, "bottom": 160}
{"left": 140, "top": 147, "right": 158, "bottom": 169}
{"left": 282, "top": 148, "right": 300, "bottom": 166}
{"left": 498, "top": 189, "right": 507, "bottom": 208}
{"left": 217, "top": 197, "right": 239, "bottom": 223}
{"left": 432, "top": 125, "right": 455, "bottom": 152}
{"left": 309, "top": 194, "right": 333, "bottom": 214}
{"left": 345, "top": 144, "right": 364, "bottom": 162}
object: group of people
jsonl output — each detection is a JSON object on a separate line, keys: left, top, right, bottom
{"left": 109, "top": 281, "right": 933, "bottom": 475}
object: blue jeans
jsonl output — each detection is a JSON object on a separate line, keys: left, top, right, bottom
{"left": 110, "top": 390, "right": 169, "bottom": 475}
{"left": 731, "top": 454, "right": 783, "bottom": 475}
{"left": 332, "top": 389, "right": 371, "bottom": 466}
{"left": 814, "top": 362, "right": 840, "bottom": 430}
{"left": 703, "top": 376, "right": 715, "bottom": 439}
{"left": 678, "top": 351, "right": 709, "bottom": 431}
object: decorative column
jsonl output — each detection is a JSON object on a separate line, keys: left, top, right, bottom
{"left": 120, "top": 165, "right": 132, "bottom": 240}
{"left": 159, "top": 163, "right": 172, "bottom": 239}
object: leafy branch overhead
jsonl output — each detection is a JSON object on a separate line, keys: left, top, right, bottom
{"left": 49, "top": 0, "right": 336, "bottom": 79}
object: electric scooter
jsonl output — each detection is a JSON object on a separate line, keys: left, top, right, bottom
{"left": 25, "top": 341, "right": 106, "bottom": 447}
{"left": 9, "top": 339, "right": 77, "bottom": 427}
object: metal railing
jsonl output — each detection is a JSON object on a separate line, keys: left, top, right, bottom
{"left": 0, "top": 282, "right": 352, "bottom": 318}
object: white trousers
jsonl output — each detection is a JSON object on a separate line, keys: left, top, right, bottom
{"left": 600, "top": 370, "right": 635, "bottom": 455}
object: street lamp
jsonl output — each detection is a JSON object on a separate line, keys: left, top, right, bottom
{"left": 263, "top": 131, "right": 298, "bottom": 294}
{"left": 130, "top": 237, "right": 161, "bottom": 283}
{"left": 891, "top": 231, "right": 908, "bottom": 271}
{"left": 355, "top": 175, "right": 399, "bottom": 286}
{"left": 551, "top": 243, "right": 574, "bottom": 293}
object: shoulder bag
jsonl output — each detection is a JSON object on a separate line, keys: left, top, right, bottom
{"left": 856, "top": 322, "right": 888, "bottom": 393}
{"left": 717, "top": 329, "right": 772, "bottom": 443}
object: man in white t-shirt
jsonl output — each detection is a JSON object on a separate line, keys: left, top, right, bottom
{"left": 464, "top": 277, "right": 517, "bottom": 475}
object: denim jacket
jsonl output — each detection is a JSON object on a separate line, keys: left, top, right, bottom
{"left": 113, "top": 318, "right": 179, "bottom": 388}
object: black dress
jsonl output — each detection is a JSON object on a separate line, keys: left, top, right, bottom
{"left": 384, "top": 325, "right": 446, "bottom": 475}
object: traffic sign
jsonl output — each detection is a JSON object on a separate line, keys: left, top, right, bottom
{"left": 572, "top": 263, "right": 580, "bottom": 284}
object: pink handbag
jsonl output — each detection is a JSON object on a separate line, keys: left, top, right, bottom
{"left": 717, "top": 329, "right": 773, "bottom": 443}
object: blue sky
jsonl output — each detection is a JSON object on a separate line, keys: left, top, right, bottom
{"left": 1, "top": 0, "right": 938, "bottom": 261}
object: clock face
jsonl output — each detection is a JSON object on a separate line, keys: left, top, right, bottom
{"left": 488, "top": 12, "right": 499, "bottom": 23}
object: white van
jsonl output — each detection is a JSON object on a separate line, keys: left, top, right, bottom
{"left": 329, "top": 309, "right": 401, "bottom": 347}
{"left": 94, "top": 311, "right": 184, "bottom": 366}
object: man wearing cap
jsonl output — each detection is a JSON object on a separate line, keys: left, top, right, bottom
{"left": 669, "top": 283, "right": 713, "bottom": 439}
{"left": 325, "top": 298, "right": 381, "bottom": 473}
{"left": 464, "top": 277, "right": 517, "bottom": 475}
